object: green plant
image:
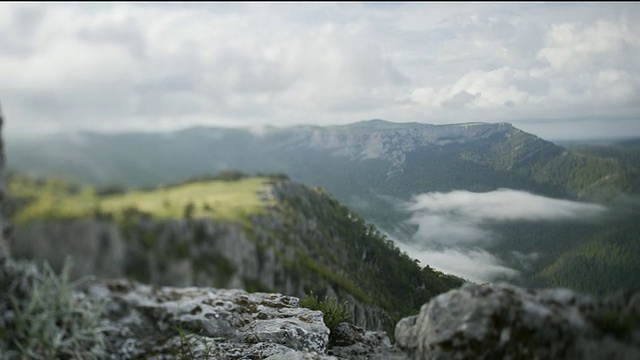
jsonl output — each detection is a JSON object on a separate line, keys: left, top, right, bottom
{"left": 299, "top": 291, "right": 352, "bottom": 332}
{"left": 0, "top": 258, "right": 106, "bottom": 359}
{"left": 170, "top": 319, "right": 216, "bottom": 359}
{"left": 592, "top": 309, "right": 640, "bottom": 339}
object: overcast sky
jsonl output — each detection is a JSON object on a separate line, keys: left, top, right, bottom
{"left": 1, "top": 2, "right": 639, "bottom": 139}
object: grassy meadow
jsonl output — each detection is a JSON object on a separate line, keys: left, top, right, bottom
{"left": 9, "top": 175, "right": 275, "bottom": 224}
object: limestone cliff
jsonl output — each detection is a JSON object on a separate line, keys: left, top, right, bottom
{"left": 9, "top": 176, "right": 463, "bottom": 333}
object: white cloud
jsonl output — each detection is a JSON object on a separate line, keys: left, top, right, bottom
{"left": 396, "top": 189, "right": 607, "bottom": 282}
{"left": 396, "top": 242, "right": 518, "bottom": 283}
{"left": 407, "top": 189, "right": 606, "bottom": 223}
{"left": 537, "top": 21, "right": 640, "bottom": 73}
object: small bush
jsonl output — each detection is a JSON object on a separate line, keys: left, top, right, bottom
{"left": 299, "top": 291, "right": 352, "bottom": 332}
{"left": 592, "top": 309, "right": 640, "bottom": 339}
{"left": 0, "top": 258, "right": 106, "bottom": 359}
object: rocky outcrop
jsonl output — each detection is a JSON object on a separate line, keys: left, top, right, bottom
{"left": 0, "top": 104, "right": 8, "bottom": 263}
{"left": 84, "top": 279, "right": 330, "bottom": 359}
{"left": 81, "top": 278, "right": 401, "bottom": 359}
{"left": 395, "top": 283, "right": 640, "bottom": 360}
{"left": 327, "top": 322, "right": 405, "bottom": 359}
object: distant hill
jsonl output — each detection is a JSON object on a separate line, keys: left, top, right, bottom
{"left": 9, "top": 121, "right": 639, "bottom": 229}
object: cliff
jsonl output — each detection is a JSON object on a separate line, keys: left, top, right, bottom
{"left": 8, "top": 175, "right": 463, "bottom": 333}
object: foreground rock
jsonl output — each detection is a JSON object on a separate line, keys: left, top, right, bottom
{"left": 5, "top": 264, "right": 640, "bottom": 359}
{"left": 395, "top": 283, "right": 640, "bottom": 360}
{"left": 83, "top": 279, "right": 406, "bottom": 359}
{"left": 328, "top": 322, "right": 405, "bottom": 359}
{"left": 84, "top": 279, "right": 334, "bottom": 359}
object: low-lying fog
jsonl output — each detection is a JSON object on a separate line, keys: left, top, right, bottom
{"left": 394, "top": 189, "right": 607, "bottom": 283}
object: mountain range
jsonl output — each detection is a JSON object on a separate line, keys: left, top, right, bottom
{"left": 6, "top": 120, "right": 640, "bottom": 296}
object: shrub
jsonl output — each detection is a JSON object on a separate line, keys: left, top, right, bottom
{"left": 592, "top": 309, "right": 640, "bottom": 339}
{"left": 299, "top": 291, "right": 352, "bottom": 332}
{"left": 0, "top": 258, "right": 106, "bottom": 359}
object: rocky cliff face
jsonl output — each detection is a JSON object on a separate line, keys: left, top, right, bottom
{"left": 12, "top": 217, "right": 391, "bottom": 331}
{"left": 272, "top": 121, "right": 521, "bottom": 166}
{"left": 11, "top": 179, "right": 455, "bottom": 333}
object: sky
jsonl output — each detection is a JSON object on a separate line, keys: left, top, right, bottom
{"left": 1, "top": 2, "right": 639, "bottom": 140}
{"left": 395, "top": 189, "right": 607, "bottom": 283}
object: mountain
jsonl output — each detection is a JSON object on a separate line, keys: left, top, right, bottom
{"left": 6, "top": 173, "right": 463, "bottom": 334}
{"left": 9, "top": 121, "right": 638, "bottom": 216}
{"left": 6, "top": 120, "right": 640, "bottom": 295}
{"left": 3, "top": 115, "right": 640, "bottom": 359}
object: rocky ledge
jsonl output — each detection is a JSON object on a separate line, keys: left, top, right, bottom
{"left": 82, "top": 279, "right": 400, "bottom": 359}
{"left": 81, "top": 280, "right": 640, "bottom": 360}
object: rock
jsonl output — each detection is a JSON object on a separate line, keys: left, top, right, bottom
{"left": 83, "top": 279, "right": 336, "bottom": 359}
{"left": 331, "top": 322, "right": 364, "bottom": 346}
{"left": 0, "top": 103, "right": 7, "bottom": 263}
{"left": 395, "top": 283, "right": 640, "bottom": 360}
{"left": 327, "top": 322, "right": 406, "bottom": 359}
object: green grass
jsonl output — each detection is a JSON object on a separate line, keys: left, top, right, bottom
{"left": 299, "top": 291, "right": 352, "bottom": 333}
{"left": 10, "top": 176, "right": 275, "bottom": 224}
{"left": 0, "top": 258, "right": 106, "bottom": 359}
{"left": 100, "top": 178, "right": 274, "bottom": 221}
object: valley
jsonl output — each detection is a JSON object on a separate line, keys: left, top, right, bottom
{"left": 6, "top": 120, "right": 640, "bottom": 298}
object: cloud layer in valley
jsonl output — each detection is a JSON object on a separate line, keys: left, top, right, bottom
{"left": 398, "top": 189, "right": 606, "bottom": 283}
{"left": 1, "top": 3, "right": 639, "bottom": 139}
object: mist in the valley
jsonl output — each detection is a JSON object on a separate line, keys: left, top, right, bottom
{"left": 395, "top": 189, "right": 607, "bottom": 283}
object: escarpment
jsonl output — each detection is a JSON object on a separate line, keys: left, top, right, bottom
{"left": 9, "top": 175, "right": 463, "bottom": 333}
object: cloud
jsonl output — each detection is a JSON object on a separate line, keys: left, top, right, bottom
{"left": 409, "top": 214, "right": 490, "bottom": 246}
{"left": 407, "top": 188, "right": 606, "bottom": 223}
{"left": 1, "top": 3, "right": 639, "bottom": 139}
{"left": 441, "top": 90, "right": 480, "bottom": 109}
{"left": 396, "top": 189, "right": 607, "bottom": 282}
{"left": 396, "top": 242, "right": 518, "bottom": 283}
{"left": 537, "top": 21, "right": 640, "bottom": 73}
{"left": 405, "top": 188, "right": 605, "bottom": 246}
